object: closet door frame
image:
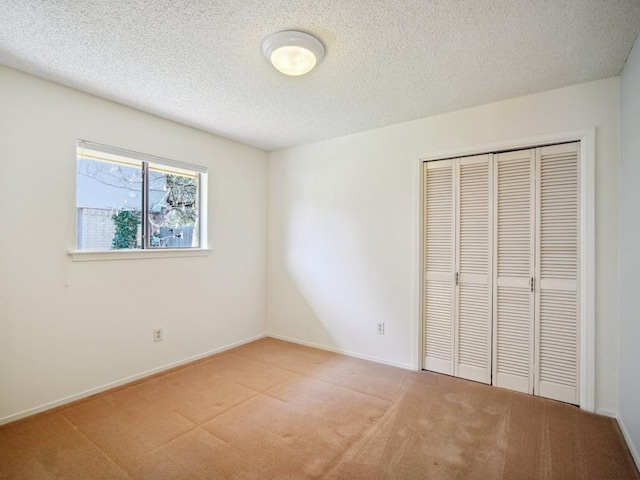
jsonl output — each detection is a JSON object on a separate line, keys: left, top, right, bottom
{"left": 415, "top": 128, "right": 595, "bottom": 412}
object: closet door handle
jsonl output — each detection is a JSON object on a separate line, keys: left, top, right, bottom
{"left": 530, "top": 277, "right": 534, "bottom": 292}
{"left": 455, "top": 272, "right": 459, "bottom": 286}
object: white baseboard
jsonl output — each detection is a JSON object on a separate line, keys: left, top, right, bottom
{"left": 0, "top": 333, "right": 267, "bottom": 426}
{"left": 266, "top": 333, "right": 415, "bottom": 371}
{"left": 617, "top": 415, "right": 640, "bottom": 471}
{"left": 596, "top": 408, "right": 618, "bottom": 418}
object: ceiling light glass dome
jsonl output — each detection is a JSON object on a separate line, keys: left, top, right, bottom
{"left": 261, "top": 31, "right": 325, "bottom": 76}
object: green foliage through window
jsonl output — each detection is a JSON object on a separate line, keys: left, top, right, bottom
{"left": 111, "top": 210, "right": 141, "bottom": 249}
{"left": 164, "top": 174, "right": 197, "bottom": 225}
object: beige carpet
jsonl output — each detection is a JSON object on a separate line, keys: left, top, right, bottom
{"left": 0, "top": 337, "right": 637, "bottom": 479}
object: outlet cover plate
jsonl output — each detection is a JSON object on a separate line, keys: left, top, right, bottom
{"left": 153, "top": 328, "right": 163, "bottom": 342}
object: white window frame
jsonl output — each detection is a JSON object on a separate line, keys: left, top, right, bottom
{"left": 69, "top": 140, "right": 210, "bottom": 262}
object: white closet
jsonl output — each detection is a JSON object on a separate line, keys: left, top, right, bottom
{"left": 423, "top": 142, "right": 580, "bottom": 405}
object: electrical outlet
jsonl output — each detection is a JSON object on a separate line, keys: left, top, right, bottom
{"left": 377, "top": 322, "right": 385, "bottom": 335}
{"left": 153, "top": 328, "right": 163, "bottom": 342}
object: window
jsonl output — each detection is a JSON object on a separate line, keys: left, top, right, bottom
{"left": 76, "top": 140, "right": 207, "bottom": 252}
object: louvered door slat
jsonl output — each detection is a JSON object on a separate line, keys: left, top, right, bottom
{"left": 424, "top": 161, "right": 454, "bottom": 374}
{"left": 494, "top": 149, "right": 535, "bottom": 394}
{"left": 535, "top": 142, "right": 580, "bottom": 405}
{"left": 456, "top": 155, "right": 492, "bottom": 384}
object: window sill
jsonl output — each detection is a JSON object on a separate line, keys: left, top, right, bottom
{"left": 67, "top": 248, "right": 211, "bottom": 262}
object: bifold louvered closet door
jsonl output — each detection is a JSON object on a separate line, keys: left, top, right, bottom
{"left": 493, "top": 142, "right": 580, "bottom": 404}
{"left": 424, "top": 142, "right": 580, "bottom": 405}
{"left": 535, "top": 142, "right": 580, "bottom": 405}
{"left": 423, "top": 155, "right": 492, "bottom": 384}
{"left": 493, "top": 148, "right": 536, "bottom": 394}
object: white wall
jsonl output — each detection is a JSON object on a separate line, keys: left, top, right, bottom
{"left": 0, "top": 66, "right": 268, "bottom": 422}
{"left": 268, "top": 78, "right": 620, "bottom": 414}
{"left": 0, "top": 62, "right": 626, "bottom": 423}
{"left": 619, "top": 33, "right": 640, "bottom": 464}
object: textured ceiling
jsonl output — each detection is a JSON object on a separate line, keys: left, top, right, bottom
{"left": 1, "top": 1, "right": 639, "bottom": 151}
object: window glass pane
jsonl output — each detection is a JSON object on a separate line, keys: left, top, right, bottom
{"left": 76, "top": 156, "right": 143, "bottom": 250}
{"left": 148, "top": 166, "right": 199, "bottom": 248}
{"left": 76, "top": 141, "right": 206, "bottom": 252}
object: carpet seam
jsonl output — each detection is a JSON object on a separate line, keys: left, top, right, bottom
{"left": 58, "top": 412, "right": 134, "bottom": 478}
{"left": 231, "top": 348, "right": 404, "bottom": 404}
{"left": 320, "top": 375, "right": 411, "bottom": 478}
{"left": 149, "top": 424, "right": 205, "bottom": 453}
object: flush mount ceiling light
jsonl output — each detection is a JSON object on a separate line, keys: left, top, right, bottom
{"left": 261, "top": 30, "right": 325, "bottom": 76}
